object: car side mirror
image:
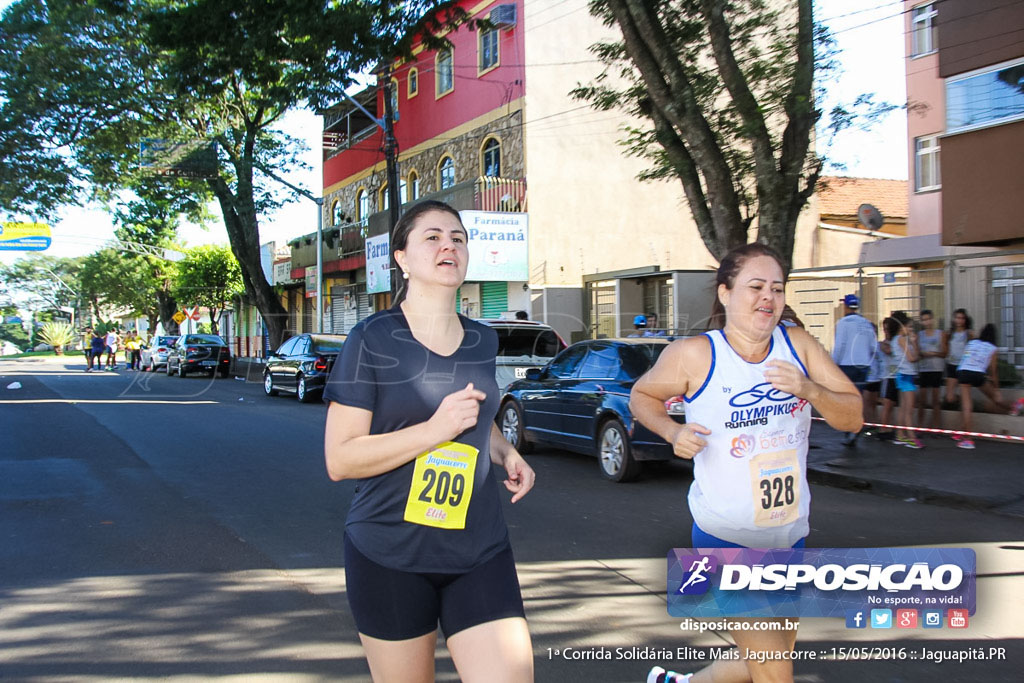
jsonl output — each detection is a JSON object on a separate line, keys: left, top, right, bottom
{"left": 525, "top": 368, "right": 543, "bottom": 381}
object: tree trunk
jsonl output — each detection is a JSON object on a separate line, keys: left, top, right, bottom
{"left": 156, "top": 290, "right": 179, "bottom": 335}
{"left": 208, "top": 178, "right": 288, "bottom": 351}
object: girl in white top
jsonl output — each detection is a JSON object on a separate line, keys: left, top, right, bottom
{"left": 944, "top": 308, "right": 974, "bottom": 406}
{"left": 891, "top": 316, "right": 923, "bottom": 448}
{"left": 631, "top": 244, "right": 862, "bottom": 683}
{"left": 954, "top": 323, "right": 1019, "bottom": 449}
{"left": 916, "top": 310, "right": 945, "bottom": 430}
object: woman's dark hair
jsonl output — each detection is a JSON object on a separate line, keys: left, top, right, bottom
{"left": 780, "top": 304, "right": 805, "bottom": 329}
{"left": 950, "top": 308, "right": 973, "bottom": 334}
{"left": 882, "top": 316, "right": 900, "bottom": 339}
{"left": 390, "top": 200, "right": 464, "bottom": 306}
{"left": 708, "top": 243, "right": 789, "bottom": 330}
{"left": 978, "top": 323, "right": 997, "bottom": 345}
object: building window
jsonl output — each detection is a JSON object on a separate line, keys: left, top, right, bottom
{"left": 479, "top": 27, "right": 499, "bottom": 73}
{"left": 356, "top": 188, "right": 369, "bottom": 221}
{"left": 408, "top": 170, "right": 420, "bottom": 200}
{"left": 481, "top": 137, "right": 501, "bottom": 177}
{"left": 331, "top": 199, "right": 343, "bottom": 226}
{"left": 914, "top": 136, "right": 941, "bottom": 192}
{"left": 408, "top": 68, "right": 418, "bottom": 97}
{"left": 389, "top": 78, "right": 399, "bottom": 120}
{"left": 947, "top": 58, "right": 1024, "bottom": 134}
{"left": 438, "top": 156, "right": 455, "bottom": 189}
{"left": 399, "top": 178, "right": 408, "bottom": 204}
{"left": 911, "top": 3, "right": 937, "bottom": 57}
{"left": 380, "top": 184, "right": 389, "bottom": 210}
{"left": 436, "top": 48, "right": 454, "bottom": 96}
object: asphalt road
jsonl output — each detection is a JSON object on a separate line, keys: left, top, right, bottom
{"left": 1, "top": 356, "right": 1022, "bottom": 682}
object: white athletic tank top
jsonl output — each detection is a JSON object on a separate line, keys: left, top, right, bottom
{"left": 918, "top": 329, "right": 945, "bottom": 373}
{"left": 892, "top": 335, "right": 917, "bottom": 375}
{"left": 947, "top": 330, "right": 969, "bottom": 364}
{"left": 957, "top": 340, "right": 997, "bottom": 374}
{"left": 684, "top": 326, "right": 812, "bottom": 548}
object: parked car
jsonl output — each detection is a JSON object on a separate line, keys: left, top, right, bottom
{"left": 264, "top": 333, "right": 346, "bottom": 402}
{"left": 166, "top": 333, "right": 232, "bottom": 378}
{"left": 141, "top": 335, "right": 178, "bottom": 372}
{"left": 476, "top": 319, "right": 567, "bottom": 392}
{"left": 498, "top": 338, "right": 684, "bottom": 482}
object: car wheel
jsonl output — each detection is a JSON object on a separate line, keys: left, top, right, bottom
{"left": 598, "top": 419, "right": 640, "bottom": 483}
{"left": 177, "top": 363, "right": 186, "bottom": 378}
{"left": 166, "top": 361, "right": 173, "bottom": 376}
{"left": 264, "top": 372, "right": 279, "bottom": 396}
{"left": 500, "top": 401, "right": 531, "bottom": 454}
{"left": 297, "top": 375, "right": 315, "bottom": 403}
{"left": 218, "top": 366, "right": 230, "bottom": 378}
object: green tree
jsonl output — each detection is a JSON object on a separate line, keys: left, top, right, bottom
{"left": 0, "top": 305, "right": 30, "bottom": 351}
{"left": 1, "top": 0, "right": 463, "bottom": 347}
{"left": 171, "top": 244, "right": 243, "bottom": 336}
{"left": 0, "top": 254, "right": 82, "bottom": 314}
{"left": 574, "top": 0, "right": 873, "bottom": 265}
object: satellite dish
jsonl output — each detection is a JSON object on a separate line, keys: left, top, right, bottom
{"left": 858, "top": 203, "right": 884, "bottom": 231}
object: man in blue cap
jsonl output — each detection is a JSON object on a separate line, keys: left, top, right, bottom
{"left": 832, "top": 294, "right": 877, "bottom": 446}
{"left": 628, "top": 314, "right": 647, "bottom": 337}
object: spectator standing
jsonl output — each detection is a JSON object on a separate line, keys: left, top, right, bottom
{"left": 81, "top": 327, "right": 94, "bottom": 370}
{"left": 891, "top": 312, "right": 922, "bottom": 448}
{"left": 125, "top": 332, "right": 142, "bottom": 371}
{"left": 876, "top": 318, "right": 901, "bottom": 442}
{"left": 104, "top": 327, "right": 120, "bottom": 370}
{"left": 955, "top": 323, "right": 1024, "bottom": 449}
{"left": 862, "top": 323, "right": 882, "bottom": 435}
{"left": 88, "top": 329, "right": 105, "bottom": 372}
{"left": 943, "top": 308, "right": 974, "bottom": 407}
{"left": 514, "top": 310, "right": 528, "bottom": 321}
{"left": 916, "top": 310, "right": 945, "bottom": 431}
{"left": 832, "top": 294, "right": 877, "bottom": 445}
{"left": 645, "top": 312, "right": 667, "bottom": 336}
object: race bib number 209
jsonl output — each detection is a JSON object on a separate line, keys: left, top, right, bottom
{"left": 404, "top": 442, "right": 478, "bottom": 530}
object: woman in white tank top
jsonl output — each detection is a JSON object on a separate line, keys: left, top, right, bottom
{"left": 943, "top": 308, "right": 974, "bottom": 406}
{"left": 954, "top": 323, "right": 1020, "bottom": 449}
{"left": 630, "top": 244, "right": 862, "bottom": 683}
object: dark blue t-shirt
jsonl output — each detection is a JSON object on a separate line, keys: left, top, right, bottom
{"left": 323, "top": 306, "right": 508, "bottom": 573}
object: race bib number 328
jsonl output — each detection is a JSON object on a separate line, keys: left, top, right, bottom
{"left": 404, "top": 442, "right": 478, "bottom": 530}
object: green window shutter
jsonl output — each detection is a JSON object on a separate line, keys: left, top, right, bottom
{"left": 480, "top": 281, "right": 507, "bottom": 319}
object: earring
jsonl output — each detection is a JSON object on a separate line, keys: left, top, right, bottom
{"left": 402, "top": 271, "right": 409, "bottom": 280}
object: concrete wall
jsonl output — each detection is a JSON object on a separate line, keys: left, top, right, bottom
{"left": 531, "top": 286, "right": 585, "bottom": 343}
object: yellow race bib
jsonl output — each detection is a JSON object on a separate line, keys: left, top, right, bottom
{"left": 404, "top": 442, "right": 478, "bottom": 530}
{"left": 749, "top": 449, "right": 801, "bottom": 528}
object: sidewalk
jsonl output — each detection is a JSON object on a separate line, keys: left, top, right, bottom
{"left": 807, "top": 420, "right": 1024, "bottom": 518}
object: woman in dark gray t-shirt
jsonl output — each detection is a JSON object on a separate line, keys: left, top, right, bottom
{"left": 324, "top": 200, "right": 535, "bottom": 681}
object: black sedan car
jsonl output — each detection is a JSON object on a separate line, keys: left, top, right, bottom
{"left": 166, "top": 334, "right": 232, "bottom": 378}
{"left": 263, "top": 333, "right": 346, "bottom": 402}
{"left": 498, "top": 338, "right": 683, "bottom": 482}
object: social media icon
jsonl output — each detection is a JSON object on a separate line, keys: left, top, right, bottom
{"left": 845, "top": 610, "right": 866, "bottom": 629}
{"left": 870, "top": 609, "right": 892, "bottom": 629}
{"left": 896, "top": 609, "right": 918, "bottom": 628}
{"left": 923, "top": 610, "right": 943, "bottom": 628}
{"left": 948, "top": 609, "right": 969, "bottom": 629}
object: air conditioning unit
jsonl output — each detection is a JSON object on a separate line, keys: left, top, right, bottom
{"left": 489, "top": 4, "right": 516, "bottom": 29}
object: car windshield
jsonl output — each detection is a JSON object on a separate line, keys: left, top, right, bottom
{"left": 311, "top": 336, "right": 346, "bottom": 353}
{"left": 618, "top": 343, "right": 667, "bottom": 378}
{"left": 157, "top": 336, "right": 177, "bottom": 346}
{"left": 494, "top": 327, "right": 563, "bottom": 358}
{"left": 184, "top": 335, "right": 225, "bottom": 345}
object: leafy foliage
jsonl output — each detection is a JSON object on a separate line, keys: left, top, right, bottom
{"left": 0, "top": 254, "right": 82, "bottom": 312}
{"left": 38, "top": 320, "right": 76, "bottom": 349}
{"left": 171, "top": 244, "right": 243, "bottom": 335}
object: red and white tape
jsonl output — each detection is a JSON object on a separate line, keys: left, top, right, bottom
{"left": 810, "top": 416, "right": 1024, "bottom": 443}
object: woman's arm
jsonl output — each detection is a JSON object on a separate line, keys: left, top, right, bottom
{"left": 988, "top": 353, "right": 1001, "bottom": 388}
{"left": 939, "top": 330, "right": 949, "bottom": 358}
{"left": 489, "top": 422, "right": 535, "bottom": 503}
{"left": 900, "top": 333, "right": 920, "bottom": 363}
{"left": 324, "top": 383, "right": 486, "bottom": 481}
{"left": 765, "top": 328, "right": 863, "bottom": 433}
{"left": 630, "top": 337, "right": 713, "bottom": 460}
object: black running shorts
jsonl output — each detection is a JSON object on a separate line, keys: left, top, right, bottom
{"left": 344, "top": 534, "right": 526, "bottom": 641}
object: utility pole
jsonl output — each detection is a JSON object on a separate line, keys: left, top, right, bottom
{"left": 382, "top": 74, "right": 402, "bottom": 300}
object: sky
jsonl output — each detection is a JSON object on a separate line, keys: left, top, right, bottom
{"left": 1, "top": 0, "right": 908, "bottom": 265}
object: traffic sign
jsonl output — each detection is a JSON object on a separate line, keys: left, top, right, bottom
{"left": 172, "top": 311, "right": 186, "bottom": 324}
{"left": 189, "top": 307, "right": 201, "bottom": 321}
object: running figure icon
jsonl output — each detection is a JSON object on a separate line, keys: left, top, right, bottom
{"left": 677, "top": 557, "right": 712, "bottom": 594}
